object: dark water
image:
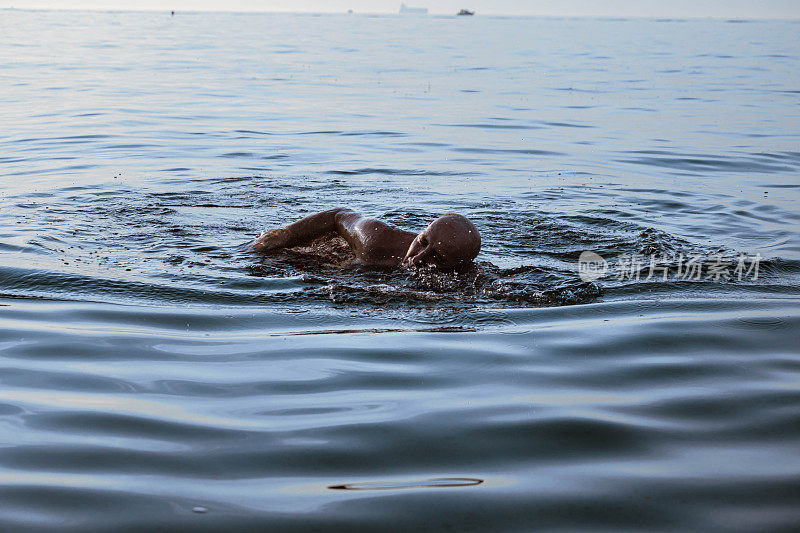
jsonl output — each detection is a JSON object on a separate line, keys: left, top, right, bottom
{"left": 1, "top": 9, "right": 799, "bottom": 532}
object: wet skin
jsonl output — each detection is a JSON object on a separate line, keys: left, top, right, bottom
{"left": 249, "top": 208, "right": 481, "bottom": 271}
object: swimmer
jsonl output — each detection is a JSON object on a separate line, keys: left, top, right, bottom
{"left": 249, "top": 208, "right": 481, "bottom": 271}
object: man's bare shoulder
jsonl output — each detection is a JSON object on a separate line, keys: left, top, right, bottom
{"left": 348, "top": 218, "right": 415, "bottom": 266}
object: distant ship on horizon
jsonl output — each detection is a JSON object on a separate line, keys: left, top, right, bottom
{"left": 399, "top": 3, "right": 428, "bottom": 14}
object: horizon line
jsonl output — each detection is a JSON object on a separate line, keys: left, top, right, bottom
{"left": 2, "top": 5, "right": 799, "bottom": 21}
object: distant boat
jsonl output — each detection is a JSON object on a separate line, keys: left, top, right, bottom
{"left": 400, "top": 3, "right": 428, "bottom": 14}
{"left": 457, "top": 9, "right": 475, "bottom": 16}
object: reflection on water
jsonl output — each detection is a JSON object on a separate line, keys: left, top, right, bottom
{"left": 328, "top": 477, "right": 484, "bottom": 490}
{"left": 1, "top": 9, "right": 799, "bottom": 532}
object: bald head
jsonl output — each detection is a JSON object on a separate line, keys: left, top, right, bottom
{"left": 402, "top": 213, "right": 481, "bottom": 271}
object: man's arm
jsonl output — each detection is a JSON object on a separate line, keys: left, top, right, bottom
{"left": 249, "top": 208, "right": 351, "bottom": 252}
{"left": 249, "top": 208, "right": 416, "bottom": 267}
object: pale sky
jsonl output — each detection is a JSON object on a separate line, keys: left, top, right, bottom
{"left": 3, "top": 0, "right": 800, "bottom": 18}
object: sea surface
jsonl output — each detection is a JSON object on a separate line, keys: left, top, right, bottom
{"left": 1, "top": 9, "right": 799, "bottom": 532}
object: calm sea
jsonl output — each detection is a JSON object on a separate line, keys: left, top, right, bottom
{"left": 1, "top": 9, "right": 799, "bottom": 532}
